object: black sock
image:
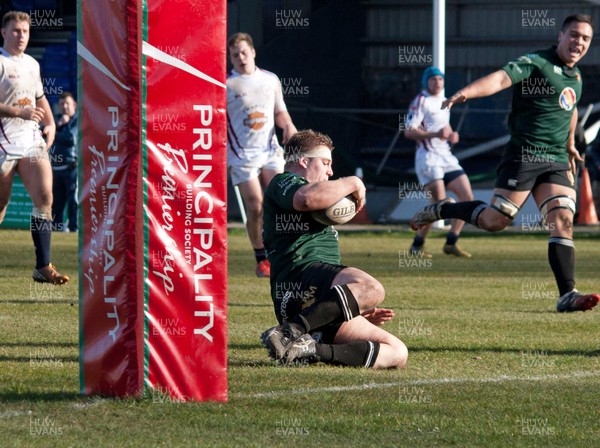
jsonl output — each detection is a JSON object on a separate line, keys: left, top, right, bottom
{"left": 446, "top": 232, "right": 458, "bottom": 245}
{"left": 315, "top": 341, "right": 380, "bottom": 368}
{"left": 289, "top": 284, "right": 360, "bottom": 333}
{"left": 254, "top": 247, "right": 267, "bottom": 263}
{"left": 412, "top": 234, "right": 425, "bottom": 247}
{"left": 441, "top": 201, "right": 487, "bottom": 227}
{"left": 31, "top": 216, "right": 52, "bottom": 269}
{"left": 548, "top": 238, "right": 575, "bottom": 297}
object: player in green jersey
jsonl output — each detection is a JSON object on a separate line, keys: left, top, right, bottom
{"left": 260, "top": 130, "right": 408, "bottom": 368}
{"left": 411, "top": 14, "right": 598, "bottom": 312}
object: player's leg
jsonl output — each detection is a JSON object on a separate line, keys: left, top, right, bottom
{"left": 410, "top": 179, "right": 444, "bottom": 258}
{"left": 443, "top": 172, "right": 474, "bottom": 257}
{"left": 262, "top": 264, "right": 383, "bottom": 360}
{"left": 283, "top": 316, "right": 407, "bottom": 368}
{"left": 282, "top": 267, "right": 384, "bottom": 338}
{"left": 0, "top": 159, "right": 18, "bottom": 224}
{"left": 0, "top": 155, "right": 18, "bottom": 223}
{"left": 236, "top": 177, "right": 270, "bottom": 273}
{"left": 271, "top": 266, "right": 406, "bottom": 368}
{"left": 533, "top": 182, "right": 598, "bottom": 312}
{"left": 411, "top": 150, "right": 443, "bottom": 257}
{"left": 412, "top": 186, "right": 529, "bottom": 232}
{"left": 445, "top": 172, "right": 472, "bottom": 235}
{"left": 259, "top": 167, "right": 280, "bottom": 190}
{"left": 332, "top": 317, "right": 407, "bottom": 369}
{"left": 18, "top": 153, "right": 69, "bottom": 284}
{"left": 412, "top": 153, "right": 535, "bottom": 232}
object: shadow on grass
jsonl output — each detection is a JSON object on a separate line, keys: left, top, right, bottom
{"left": 0, "top": 355, "right": 78, "bottom": 363}
{"left": 0, "top": 391, "right": 81, "bottom": 403}
{"left": 0, "top": 299, "right": 76, "bottom": 305}
{"left": 228, "top": 359, "right": 276, "bottom": 367}
{"left": 228, "top": 343, "right": 263, "bottom": 351}
{"left": 0, "top": 341, "right": 77, "bottom": 348}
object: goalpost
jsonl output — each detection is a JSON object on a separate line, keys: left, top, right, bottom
{"left": 78, "top": 0, "right": 228, "bottom": 401}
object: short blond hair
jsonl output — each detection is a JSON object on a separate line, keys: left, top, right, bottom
{"left": 228, "top": 32, "right": 254, "bottom": 49}
{"left": 284, "top": 130, "right": 334, "bottom": 165}
{"left": 2, "top": 11, "right": 30, "bottom": 28}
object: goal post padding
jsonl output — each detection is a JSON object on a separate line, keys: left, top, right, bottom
{"left": 79, "top": 0, "right": 227, "bottom": 401}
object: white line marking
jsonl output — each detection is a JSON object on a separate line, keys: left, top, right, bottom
{"left": 0, "top": 410, "right": 33, "bottom": 419}
{"left": 71, "top": 397, "right": 109, "bottom": 409}
{"left": 77, "top": 42, "right": 131, "bottom": 91}
{"left": 232, "top": 370, "right": 600, "bottom": 399}
{"left": 142, "top": 41, "right": 226, "bottom": 89}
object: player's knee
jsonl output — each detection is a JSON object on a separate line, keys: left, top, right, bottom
{"left": 374, "top": 337, "right": 408, "bottom": 369}
{"left": 35, "top": 194, "right": 53, "bottom": 211}
{"left": 547, "top": 210, "right": 574, "bottom": 236}
{"left": 350, "top": 278, "right": 384, "bottom": 310}
{"left": 245, "top": 198, "right": 263, "bottom": 215}
{"left": 485, "top": 193, "right": 520, "bottom": 231}
{"left": 541, "top": 196, "right": 575, "bottom": 236}
{"left": 366, "top": 278, "right": 385, "bottom": 305}
{"left": 391, "top": 339, "right": 408, "bottom": 369}
{"left": 481, "top": 218, "right": 510, "bottom": 232}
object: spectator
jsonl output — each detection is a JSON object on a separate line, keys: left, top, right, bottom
{"left": 50, "top": 91, "right": 78, "bottom": 232}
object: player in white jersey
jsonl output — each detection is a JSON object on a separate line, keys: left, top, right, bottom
{"left": 0, "top": 11, "right": 69, "bottom": 284}
{"left": 227, "top": 32, "right": 297, "bottom": 278}
{"left": 404, "top": 66, "right": 474, "bottom": 258}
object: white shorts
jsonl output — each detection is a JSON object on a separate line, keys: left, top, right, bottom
{"left": 228, "top": 148, "right": 284, "bottom": 186}
{"left": 415, "top": 148, "right": 464, "bottom": 186}
{"left": 0, "top": 139, "right": 48, "bottom": 175}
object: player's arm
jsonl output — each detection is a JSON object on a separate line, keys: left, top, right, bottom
{"left": 405, "top": 125, "right": 454, "bottom": 141}
{"left": 567, "top": 107, "right": 583, "bottom": 176}
{"left": 442, "top": 70, "right": 513, "bottom": 109}
{"left": 293, "top": 176, "right": 365, "bottom": 212}
{"left": 275, "top": 110, "right": 297, "bottom": 144}
{"left": 37, "top": 96, "right": 56, "bottom": 150}
{"left": 0, "top": 103, "right": 45, "bottom": 121}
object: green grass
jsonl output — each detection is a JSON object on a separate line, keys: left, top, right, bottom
{"left": 1, "top": 228, "right": 599, "bottom": 447}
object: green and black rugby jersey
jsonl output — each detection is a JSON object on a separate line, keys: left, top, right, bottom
{"left": 263, "top": 172, "right": 341, "bottom": 283}
{"left": 502, "top": 46, "right": 581, "bottom": 165}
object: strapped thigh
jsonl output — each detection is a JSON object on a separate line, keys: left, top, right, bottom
{"left": 539, "top": 195, "right": 576, "bottom": 221}
{"left": 490, "top": 193, "right": 520, "bottom": 219}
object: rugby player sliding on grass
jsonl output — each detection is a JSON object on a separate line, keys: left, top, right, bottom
{"left": 411, "top": 14, "right": 599, "bottom": 312}
{"left": 260, "top": 130, "right": 408, "bottom": 368}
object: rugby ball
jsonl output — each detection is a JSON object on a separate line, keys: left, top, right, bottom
{"left": 311, "top": 195, "right": 359, "bottom": 225}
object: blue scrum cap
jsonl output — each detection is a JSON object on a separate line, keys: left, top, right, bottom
{"left": 421, "top": 66, "right": 444, "bottom": 89}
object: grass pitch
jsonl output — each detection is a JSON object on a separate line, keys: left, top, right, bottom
{"left": 0, "top": 227, "right": 599, "bottom": 447}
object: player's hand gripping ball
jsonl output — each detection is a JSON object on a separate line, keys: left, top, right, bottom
{"left": 311, "top": 195, "right": 358, "bottom": 225}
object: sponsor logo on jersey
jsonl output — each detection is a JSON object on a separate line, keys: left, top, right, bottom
{"left": 508, "top": 178, "right": 518, "bottom": 187}
{"left": 243, "top": 111, "right": 267, "bottom": 130}
{"left": 558, "top": 87, "right": 576, "bottom": 111}
{"left": 553, "top": 65, "right": 562, "bottom": 75}
{"left": 15, "top": 98, "right": 32, "bottom": 108}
